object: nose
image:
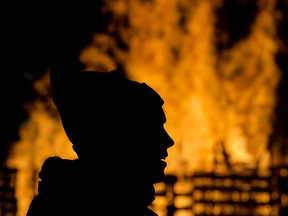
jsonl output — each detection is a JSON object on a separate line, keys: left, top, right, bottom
{"left": 164, "top": 130, "right": 174, "bottom": 148}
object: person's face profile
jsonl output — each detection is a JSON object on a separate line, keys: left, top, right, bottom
{"left": 135, "top": 107, "right": 174, "bottom": 183}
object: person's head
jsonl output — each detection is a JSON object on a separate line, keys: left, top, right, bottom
{"left": 51, "top": 69, "right": 174, "bottom": 184}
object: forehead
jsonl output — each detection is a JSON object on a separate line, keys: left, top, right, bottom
{"left": 140, "top": 106, "right": 166, "bottom": 125}
{"left": 159, "top": 108, "right": 167, "bottom": 123}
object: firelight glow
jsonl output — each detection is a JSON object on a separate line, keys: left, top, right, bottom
{"left": 6, "top": 1, "right": 285, "bottom": 216}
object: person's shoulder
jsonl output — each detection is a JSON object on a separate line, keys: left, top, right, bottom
{"left": 37, "top": 156, "right": 80, "bottom": 194}
{"left": 38, "top": 156, "right": 78, "bottom": 180}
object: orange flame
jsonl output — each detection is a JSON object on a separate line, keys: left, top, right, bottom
{"left": 6, "top": 1, "right": 284, "bottom": 216}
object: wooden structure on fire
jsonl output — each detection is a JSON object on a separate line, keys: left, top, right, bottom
{"left": 0, "top": 167, "right": 17, "bottom": 216}
{"left": 152, "top": 142, "right": 288, "bottom": 216}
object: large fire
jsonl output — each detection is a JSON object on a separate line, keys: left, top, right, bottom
{"left": 5, "top": 0, "right": 287, "bottom": 216}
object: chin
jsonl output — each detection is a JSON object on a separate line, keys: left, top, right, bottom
{"left": 151, "top": 170, "right": 166, "bottom": 183}
{"left": 144, "top": 160, "right": 167, "bottom": 183}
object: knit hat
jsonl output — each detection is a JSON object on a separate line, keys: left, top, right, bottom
{"left": 50, "top": 63, "right": 164, "bottom": 157}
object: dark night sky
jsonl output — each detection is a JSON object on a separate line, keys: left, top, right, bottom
{"left": 1, "top": 1, "right": 105, "bottom": 165}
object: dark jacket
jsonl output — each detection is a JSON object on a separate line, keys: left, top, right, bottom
{"left": 26, "top": 156, "right": 158, "bottom": 216}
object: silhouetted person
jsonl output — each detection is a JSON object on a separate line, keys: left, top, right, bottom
{"left": 26, "top": 38, "right": 174, "bottom": 216}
